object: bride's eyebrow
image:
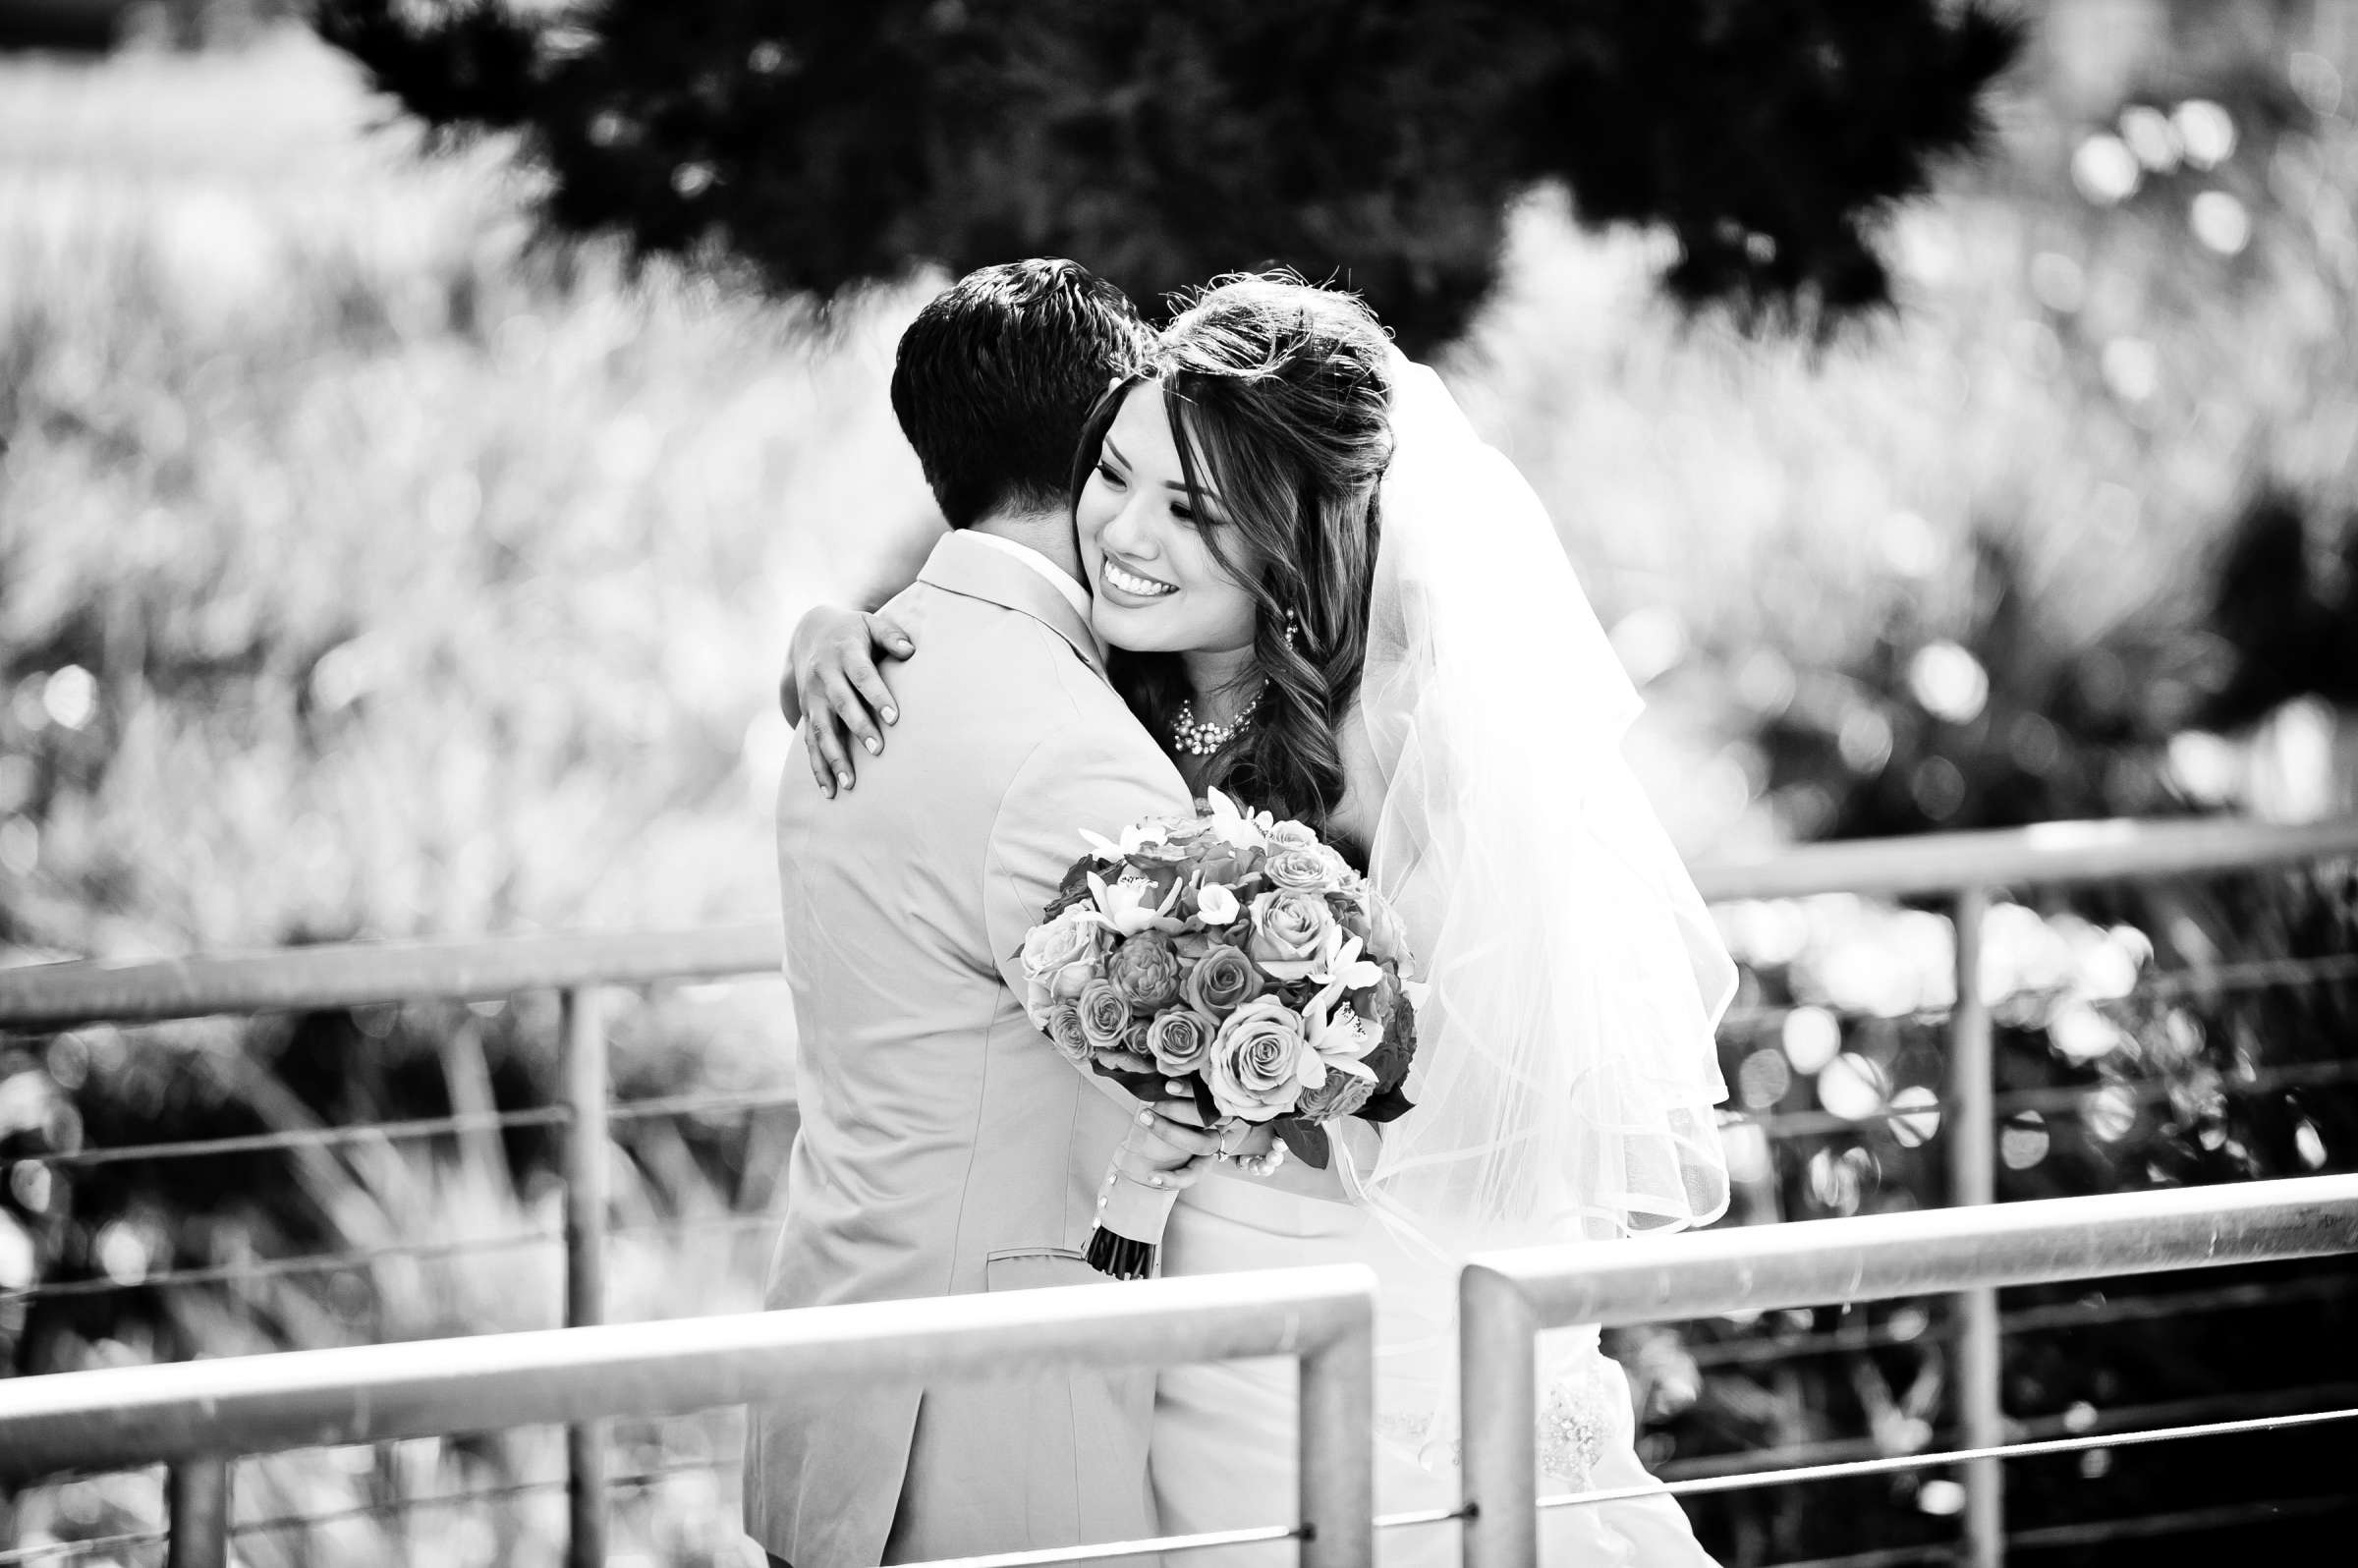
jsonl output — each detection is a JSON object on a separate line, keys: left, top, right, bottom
{"left": 1100, "top": 439, "right": 1130, "bottom": 469}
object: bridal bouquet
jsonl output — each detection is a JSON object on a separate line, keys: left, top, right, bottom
{"left": 1019, "top": 789, "right": 1421, "bottom": 1276}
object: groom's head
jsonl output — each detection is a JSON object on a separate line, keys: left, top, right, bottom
{"left": 891, "top": 259, "right": 1150, "bottom": 531}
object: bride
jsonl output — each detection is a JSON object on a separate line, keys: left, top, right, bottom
{"left": 788, "top": 274, "right": 1733, "bottom": 1564}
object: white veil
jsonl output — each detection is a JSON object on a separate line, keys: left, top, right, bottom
{"left": 1353, "top": 355, "right": 1734, "bottom": 1254}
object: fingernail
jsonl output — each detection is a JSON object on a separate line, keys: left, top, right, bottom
{"left": 864, "top": 737, "right": 880, "bottom": 755}
{"left": 1138, "top": 1109, "right": 1155, "bottom": 1126}
{"left": 882, "top": 707, "right": 899, "bottom": 724}
{"left": 837, "top": 773, "right": 853, "bottom": 791}
{"left": 896, "top": 642, "right": 914, "bottom": 654}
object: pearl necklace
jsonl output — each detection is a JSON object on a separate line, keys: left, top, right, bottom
{"left": 1170, "top": 691, "right": 1262, "bottom": 756}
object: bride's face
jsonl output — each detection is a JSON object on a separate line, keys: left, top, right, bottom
{"left": 1077, "top": 383, "right": 1260, "bottom": 656}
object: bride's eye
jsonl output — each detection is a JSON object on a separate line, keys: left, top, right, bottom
{"left": 1095, "top": 460, "right": 1125, "bottom": 488}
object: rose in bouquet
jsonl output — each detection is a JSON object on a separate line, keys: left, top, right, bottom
{"left": 1022, "top": 788, "right": 1422, "bottom": 1174}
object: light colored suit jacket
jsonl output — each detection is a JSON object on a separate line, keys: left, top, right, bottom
{"left": 745, "top": 531, "right": 1190, "bottom": 1567}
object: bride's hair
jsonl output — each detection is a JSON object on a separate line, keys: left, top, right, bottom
{"left": 1071, "top": 273, "right": 1394, "bottom": 829}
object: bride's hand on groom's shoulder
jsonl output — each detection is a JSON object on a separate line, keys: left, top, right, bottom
{"left": 783, "top": 605, "right": 917, "bottom": 798}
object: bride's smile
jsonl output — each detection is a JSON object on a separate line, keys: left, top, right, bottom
{"left": 1097, "top": 552, "right": 1177, "bottom": 601}
{"left": 1076, "top": 382, "right": 1259, "bottom": 659}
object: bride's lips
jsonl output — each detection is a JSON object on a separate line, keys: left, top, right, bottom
{"left": 1097, "top": 551, "right": 1179, "bottom": 608}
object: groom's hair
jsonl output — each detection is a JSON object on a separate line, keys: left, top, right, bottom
{"left": 891, "top": 259, "right": 1151, "bottom": 530}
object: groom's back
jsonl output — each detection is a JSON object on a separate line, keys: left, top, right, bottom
{"left": 770, "top": 574, "right": 1105, "bottom": 1304}
{"left": 750, "top": 532, "right": 1186, "bottom": 1567}
{"left": 778, "top": 575, "right": 1098, "bottom": 1292}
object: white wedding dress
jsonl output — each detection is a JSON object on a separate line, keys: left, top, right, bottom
{"left": 1152, "top": 1175, "right": 1719, "bottom": 1566}
{"left": 1149, "top": 358, "right": 1734, "bottom": 1565}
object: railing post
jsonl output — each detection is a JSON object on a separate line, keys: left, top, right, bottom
{"left": 1949, "top": 885, "right": 2003, "bottom": 1568}
{"left": 165, "top": 1456, "right": 231, "bottom": 1568}
{"left": 561, "top": 986, "right": 610, "bottom": 1568}
{"left": 1460, "top": 1263, "right": 1539, "bottom": 1568}
{"left": 1297, "top": 1296, "right": 1376, "bottom": 1568}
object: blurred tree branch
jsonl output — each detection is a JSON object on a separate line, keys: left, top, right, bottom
{"left": 312, "top": 0, "right": 2022, "bottom": 352}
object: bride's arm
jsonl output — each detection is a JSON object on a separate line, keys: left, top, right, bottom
{"left": 782, "top": 605, "right": 918, "bottom": 797}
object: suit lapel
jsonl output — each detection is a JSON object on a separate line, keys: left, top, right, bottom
{"left": 917, "top": 532, "right": 1107, "bottom": 681}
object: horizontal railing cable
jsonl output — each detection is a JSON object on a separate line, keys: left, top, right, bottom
{"left": 1730, "top": 1054, "right": 2358, "bottom": 1143}
{"left": 2, "top": 818, "right": 2349, "bottom": 1031}
{"left": 602, "top": 1087, "right": 797, "bottom": 1124}
{"left": 0, "top": 924, "right": 785, "bottom": 1030}
{"left": 29, "top": 1089, "right": 795, "bottom": 1171}
{"left": 1654, "top": 1379, "right": 2358, "bottom": 1483}
{"left": 19, "top": 996, "right": 2346, "bottom": 1178}
{"left": 0, "top": 1529, "right": 170, "bottom": 1565}
{"left": 1719, "top": 949, "right": 2358, "bottom": 1043}
{"left": 1687, "top": 814, "right": 2358, "bottom": 904}
{"left": 34, "top": 1106, "right": 571, "bottom": 1170}
{"left": 1537, "top": 1402, "right": 2358, "bottom": 1512}
{"left": 4, "top": 1231, "right": 557, "bottom": 1303}
{"left": 915, "top": 1523, "right": 1299, "bottom": 1568}
{"left": 0, "top": 1456, "right": 742, "bottom": 1561}
{"left": 2001, "top": 1490, "right": 2354, "bottom": 1549}
{"left": 2, "top": 1215, "right": 776, "bottom": 1304}
{"left": 228, "top": 1454, "right": 732, "bottom": 1540}
{"left": 1682, "top": 1268, "right": 2358, "bottom": 1369}
{"left": 11, "top": 943, "right": 2346, "bottom": 1177}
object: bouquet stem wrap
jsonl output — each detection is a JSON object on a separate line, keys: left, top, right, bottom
{"left": 1089, "top": 1175, "right": 1177, "bottom": 1280}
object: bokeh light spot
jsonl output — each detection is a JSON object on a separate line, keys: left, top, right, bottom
{"left": 2049, "top": 1004, "right": 2123, "bottom": 1064}
{"left": 1737, "top": 1047, "right": 1794, "bottom": 1110}
{"left": 1782, "top": 1006, "right": 1843, "bottom": 1075}
{"left": 2190, "top": 191, "right": 2252, "bottom": 255}
{"left": 2000, "top": 1111, "right": 2050, "bottom": 1170}
{"left": 1919, "top": 1480, "right": 1967, "bottom": 1517}
{"left": 2101, "top": 337, "right": 2161, "bottom": 402}
{"left": 1888, "top": 1086, "right": 1942, "bottom": 1148}
{"left": 2294, "top": 1119, "right": 2328, "bottom": 1170}
{"left": 1908, "top": 642, "right": 1990, "bottom": 724}
{"left": 2290, "top": 52, "right": 2344, "bottom": 118}
{"left": 2071, "top": 135, "right": 2141, "bottom": 203}
{"left": 1608, "top": 606, "right": 1688, "bottom": 686}
{"left": 1837, "top": 708, "right": 1894, "bottom": 775}
{"left": 1910, "top": 756, "right": 1967, "bottom": 821}
{"left": 42, "top": 665, "right": 96, "bottom": 731}
{"left": 2117, "top": 105, "right": 2180, "bottom": 172}
{"left": 1819, "top": 1052, "right": 1889, "bottom": 1122}
{"left": 0, "top": 1215, "right": 34, "bottom": 1291}
{"left": 2172, "top": 99, "right": 2236, "bottom": 167}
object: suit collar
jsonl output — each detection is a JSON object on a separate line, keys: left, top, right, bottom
{"left": 917, "top": 530, "right": 1106, "bottom": 679}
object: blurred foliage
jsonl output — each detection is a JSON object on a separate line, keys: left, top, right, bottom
{"left": 1656, "top": 867, "right": 2358, "bottom": 1557}
{"left": 0, "top": 35, "right": 938, "bottom": 962}
{"left": 310, "top": 0, "right": 2020, "bottom": 356}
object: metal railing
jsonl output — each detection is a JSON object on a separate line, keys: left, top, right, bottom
{"left": 2, "top": 811, "right": 2355, "bottom": 1565}
{"left": 1, "top": 1180, "right": 2352, "bottom": 1567}
{"left": 1458, "top": 1174, "right": 2358, "bottom": 1567}
{"left": 0, "top": 1264, "right": 1378, "bottom": 1568}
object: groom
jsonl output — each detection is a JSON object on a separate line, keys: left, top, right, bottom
{"left": 744, "top": 260, "right": 1205, "bottom": 1567}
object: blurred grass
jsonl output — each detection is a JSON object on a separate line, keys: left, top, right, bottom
{"left": 0, "top": 28, "right": 940, "bottom": 963}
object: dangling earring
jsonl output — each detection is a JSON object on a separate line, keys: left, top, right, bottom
{"left": 1282, "top": 606, "right": 1302, "bottom": 649}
